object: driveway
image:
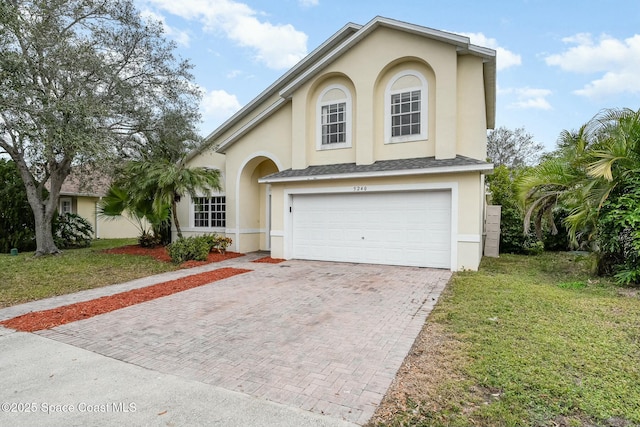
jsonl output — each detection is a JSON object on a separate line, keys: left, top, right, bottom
{"left": 1, "top": 256, "right": 450, "bottom": 425}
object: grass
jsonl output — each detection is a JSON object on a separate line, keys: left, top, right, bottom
{"left": 374, "top": 252, "right": 640, "bottom": 427}
{"left": 0, "top": 239, "right": 177, "bottom": 308}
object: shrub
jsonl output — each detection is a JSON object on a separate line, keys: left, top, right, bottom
{"left": 487, "top": 165, "right": 534, "bottom": 254}
{"left": 138, "top": 231, "right": 163, "bottom": 248}
{"left": 525, "top": 240, "right": 545, "bottom": 255}
{"left": 167, "top": 236, "right": 210, "bottom": 264}
{"left": 488, "top": 165, "right": 570, "bottom": 254}
{"left": 200, "top": 234, "right": 232, "bottom": 253}
{"left": 595, "top": 180, "right": 640, "bottom": 285}
{"left": 54, "top": 213, "right": 93, "bottom": 249}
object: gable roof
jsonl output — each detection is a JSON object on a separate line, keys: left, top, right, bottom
{"left": 191, "top": 16, "right": 496, "bottom": 159}
{"left": 57, "top": 169, "right": 111, "bottom": 197}
{"left": 258, "top": 156, "right": 493, "bottom": 184}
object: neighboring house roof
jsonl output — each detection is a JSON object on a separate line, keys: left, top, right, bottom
{"left": 190, "top": 16, "right": 496, "bottom": 159}
{"left": 59, "top": 170, "right": 111, "bottom": 197}
{"left": 258, "top": 156, "right": 493, "bottom": 184}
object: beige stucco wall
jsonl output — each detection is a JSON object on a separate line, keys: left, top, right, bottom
{"left": 72, "top": 196, "right": 142, "bottom": 239}
{"left": 97, "top": 213, "right": 145, "bottom": 239}
{"left": 176, "top": 24, "right": 491, "bottom": 268}
{"left": 287, "top": 26, "right": 487, "bottom": 170}
{"left": 456, "top": 55, "right": 488, "bottom": 160}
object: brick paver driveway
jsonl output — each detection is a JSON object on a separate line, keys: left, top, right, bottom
{"left": 39, "top": 258, "right": 451, "bottom": 425}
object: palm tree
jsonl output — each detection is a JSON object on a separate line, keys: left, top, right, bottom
{"left": 98, "top": 184, "right": 170, "bottom": 242}
{"left": 586, "top": 108, "right": 640, "bottom": 184}
{"left": 124, "top": 159, "right": 222, "bottom": 239}
{"left": 519, "top": 107, "right": 640, "bottom": 282}
{"left": 518, "top": 125, "right": 595, "bottom": 246}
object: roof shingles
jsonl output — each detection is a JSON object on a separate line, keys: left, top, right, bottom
{"left": 260, "top": 156, "right": 492, "bottom": 182}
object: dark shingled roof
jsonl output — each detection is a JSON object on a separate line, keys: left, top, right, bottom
{"left": 261, "top": 156, "right": 492, "bottom": 181}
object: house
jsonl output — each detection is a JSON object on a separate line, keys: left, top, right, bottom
{"left": 59, "top": 172, "right": 142, "bottom": 239}
{"left": 176, "top": 16, "right": 496, "bottom": 271}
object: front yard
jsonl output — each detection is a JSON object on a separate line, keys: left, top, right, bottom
{"left": 2, "top": 242, "right": 638, "bottom": 426}
{"left": 0, "top": 239, "right": 176, "bottom": 308}
{"left": 369, "top": 252, "right": 640, "bottom": 427}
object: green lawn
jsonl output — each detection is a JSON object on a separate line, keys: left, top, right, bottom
{"left": 0, "top": 239, "right": 177, "bottom": 308}
{"left": 377, "top": 252, "right": 640, "bottom": 427}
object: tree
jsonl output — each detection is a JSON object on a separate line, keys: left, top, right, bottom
{"left": 519, "top": 108, "right": 640, "bottom": 283}
{"left": 486, "top": 165, "right": 532, "bottom": 253}
{"left": 0, "top": 0, "right": 200, "bottom": 255}
{"left": 0, "top": 159, "right": 36, "bottom": 252}
{"left": 98, "top": 109, "right": 209, "bottom": 244}
{"left": 116, "top": 159, "right": 222, "bottom": 239}
{"left": 487, "top": 126, "right": 545, "bottom": 168}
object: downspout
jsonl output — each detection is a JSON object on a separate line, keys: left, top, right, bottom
{"left": 95, "top": 199, "right": 100, "bottom": 239}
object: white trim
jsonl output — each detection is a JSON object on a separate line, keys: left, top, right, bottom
{"left": 270, "top": 230, "right": 284, "bottom": 237}
{"left": 181, "top": 227, "right": 227, "bottom": 233}
{"left": 316, "top": 84, "right": 352, "bottom": 151}
{"left": 225, "top": 228, "right": 268, "bottom": 234}
{"left": 235, "top": 152, "right": 284, "bottom": 253}
{"left": 259, "top": 163, "right": 493, "bottom": 184}
{"left": 384, "top": 70, "right": 428, "bottom": 144}
{"left": 266, "top": 184, "right": 272, "bottom": 250}
{"left": 283, "top": 182, "right": 459, "bottom": 270}
{"left": 458, "top": 234, "right": 481, "bottom": 243}
{"left": 188, "top": 192, "right": 226, "bottom": 229}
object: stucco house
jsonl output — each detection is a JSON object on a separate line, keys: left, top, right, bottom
{"left": 176, "top": 16, "right": 496, "bottom": 271}
{"left": 59, "top": 172, "right": 142, "bottom": 239}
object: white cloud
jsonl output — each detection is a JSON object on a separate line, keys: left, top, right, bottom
{"left": 502, "top": 87, "right": 553, "bottom": 110}
{"left": 299, "top": 0, "right": 319, "bottom": 6}
{"left": 140, "top": 9, "right": 191, "bottom": 47}
{"left": 200, "top": 88, "right": 242, "bottom": 125}
{"left": 545, "top": 33, "right": 640, "bottom": 98}
{"left": 459, "top": 32, "right": 522, "bottom": 71}
{"left": 143, "top": 0, "right": 308, "bottom": 69}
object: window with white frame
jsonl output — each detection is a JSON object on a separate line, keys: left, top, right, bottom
{"left": 321, "top": 102, "right": 346, "bottom": 144}
{"left": 316, "top": 84, "right": 352, "bottom": 150}
{"left": 385, "top": 71, "right": 428, "bottom": 143}
{"left": 60, "top": 197, "right": 72, "bottom": 215}
{"left": 193, "top": 196, "right": 226, "bottom": 228}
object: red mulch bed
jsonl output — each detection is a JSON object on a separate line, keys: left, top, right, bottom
{"left": 252, "top": 256, "right": 286, "bottom": 264}
{"left": 1, "top": 268, "right": 251, "bottom": 332}
{"left": 102, "top": 245, "right": 244, "bottom": 267}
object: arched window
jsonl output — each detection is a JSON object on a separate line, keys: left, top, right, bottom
{"left": 316, "top": 84, "right": 352, "bottom": 150}
{"left": 384, "top": 70, "right": 428, "bottom": 144}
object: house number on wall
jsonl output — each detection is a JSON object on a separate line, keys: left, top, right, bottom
{"left": 353, "top": 186, "right": 367, "bottom": 192}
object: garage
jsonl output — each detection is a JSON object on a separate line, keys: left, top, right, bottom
{"left": 291, "top": 190, "right": 451, "bottom": 268}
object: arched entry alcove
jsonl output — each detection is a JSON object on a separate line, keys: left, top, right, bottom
{"left": 236, "top": 155, "right": 280, "bottom": 252}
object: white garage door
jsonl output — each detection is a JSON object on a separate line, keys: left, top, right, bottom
{"left": 292, "top": 191, "right": 451, "bottom": 268}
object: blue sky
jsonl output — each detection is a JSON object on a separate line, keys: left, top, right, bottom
{"left": 137, "top": 0, "right": 640, "bottom": 152}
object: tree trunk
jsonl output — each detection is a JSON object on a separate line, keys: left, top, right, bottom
{"left": 12, "top": 156, "right": 65, "bottom": 256}
{"left": 33, "top": 205, "right": 61, "bottom": 256}
{"left": 172, "top": 200, "right": 183, "bottom": 239}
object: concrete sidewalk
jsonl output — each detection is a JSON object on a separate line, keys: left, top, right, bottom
{"left": 0, "top": 330, "right": 357, "bottom": 427}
